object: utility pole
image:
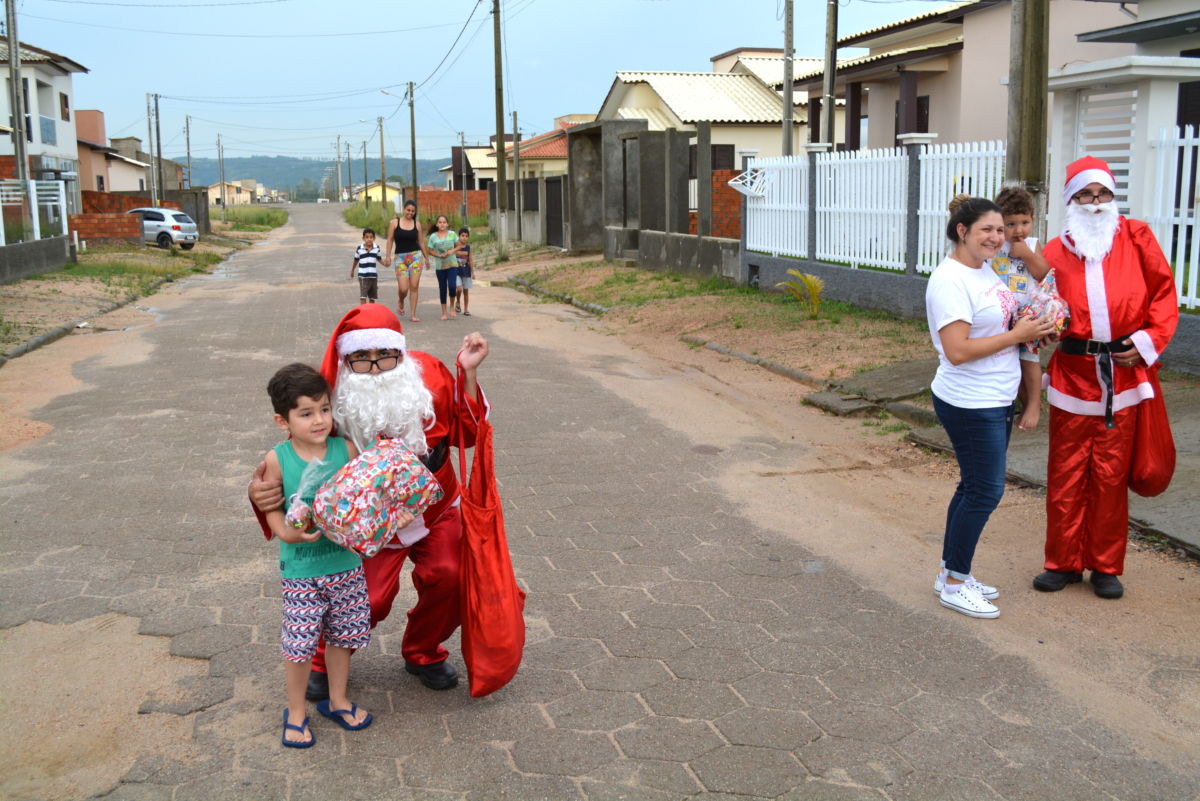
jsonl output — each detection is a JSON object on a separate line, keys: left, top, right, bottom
{"left": 217, "top": 133, "right": 226, "bottom": 222}
{"left": 408, "top": 81, "right": 418, "bottom": 207}
{"left": 345, "top": 141, "right": 351, "bottom": 201}
{"left": 154, "top": 92, "right": 165, "bottom": 196}
{"left": 493, "top": 0, "right": 507, "bottom": 256}
{"left": 1007, "top": 0, "right": 1050, "bottom": 237}
{"left": 334, "top": 134, "right": 342, "bottom": 203}
{"left": 184, "top": 114, "right": 192, "bottom": 188}
{"left": 782, "top": 0, "right": 794, "bottom": 156}
{"left": 821, "top": 0, "right": 837, "bottom": 147}
{"left": 379, "top": 116, "right": 387, "bottom": 213}
{"left": 362, "top": 141, "right": 369, "bottom": 207}
{"left": 5, "top": 0, "right": 29, "bottom": 183}
{"left": 146, "top": 94, "right": 158, "bottom": 205}
{"left": 459, "top": 131, "right": 468, "bottom": 223}
{"left": 512, "top": 110, "right": 521, "bottom": 241}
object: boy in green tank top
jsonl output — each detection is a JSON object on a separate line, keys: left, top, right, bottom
{"left": 262, "top": 363, "right": 373, "bottom": 748}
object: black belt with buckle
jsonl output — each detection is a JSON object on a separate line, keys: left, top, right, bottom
{"left": 1058, "top": 336, "right": 1132, "bottom": 429}
{"left": 420, "top": 439, "right": 448, "bottom": 473}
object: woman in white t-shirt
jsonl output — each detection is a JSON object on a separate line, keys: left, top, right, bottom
{"left": 925, "top": 195, "right": 1056, "bottom": 619}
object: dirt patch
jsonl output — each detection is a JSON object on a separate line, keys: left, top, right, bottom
{"left": 0, "top": 616, "right": 204, "bottom": 801}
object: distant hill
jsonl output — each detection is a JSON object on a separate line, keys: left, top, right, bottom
{"left": 176, "top": 155, "right": 451, "bottom": 193}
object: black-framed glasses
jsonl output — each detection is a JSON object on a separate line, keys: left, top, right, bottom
{"left": 1072, "top": 189, "right": 1114, "bottom": 204}
{"left": 346, "top": 352, "right": 401, "bottom": 373}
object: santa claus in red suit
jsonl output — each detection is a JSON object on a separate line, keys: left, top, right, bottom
{"left": 251, "top": 304, "right": 489, "bottom": 698}
{"left": 1033, "top": 156, "right": 1178, "bottom": 599}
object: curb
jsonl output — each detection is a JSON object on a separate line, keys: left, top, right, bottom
{"left": 505, "top": 276, "right": 610, "bottom": 315}
{"left": 0, "top": 274, "right": 178, "bottom": 370}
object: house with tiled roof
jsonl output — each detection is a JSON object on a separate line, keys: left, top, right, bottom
{"left": 503, "top": 115, "right": 594, "bottom": 179}
{"left": 792, "top": 0, "right": 1134, "bottom": 150}
{"left": 597, "top": 67, "right": 805, "bottom": 160}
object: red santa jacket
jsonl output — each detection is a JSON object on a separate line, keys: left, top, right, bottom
{"left": 1043, "top": 218, "right": 1178, "bottom": 416}
{"left": 254, "top": 349, "right": 487, "bottom": 540}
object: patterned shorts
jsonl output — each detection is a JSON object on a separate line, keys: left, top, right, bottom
{"left": 280, "top": 566, "right": 371, "bottom": 662}
{"left": 395, "top": 250, "right": 425, "bottom": 278}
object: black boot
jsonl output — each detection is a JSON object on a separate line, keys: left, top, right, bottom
{"left": 305, "top": 670, "right": 330, "bottom": 701}
{"left": 1090, "top": 571, "right": 1124, "bottom": 599}
{"left": 405, "top": 660, "right": 458, "bottom": 690}
{"left": 1032, "top": 570, "right": 1083, "bottom": 592}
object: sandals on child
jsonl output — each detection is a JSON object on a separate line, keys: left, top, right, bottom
{"left": 317, "top": 699, "right": 373, "bottom": 730}
{"left": 281, "top": 709, "right": 315, "bottom": 748}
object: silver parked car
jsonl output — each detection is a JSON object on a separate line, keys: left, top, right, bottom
{"left": 127, "top": 207, "right": 200, "bottom": 250}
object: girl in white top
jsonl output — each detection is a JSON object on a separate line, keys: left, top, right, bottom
{"left": 925, "top": 195, "right": 1055, "bottom": 619}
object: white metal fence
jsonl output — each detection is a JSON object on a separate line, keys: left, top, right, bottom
{"left": 0, "top": 180, "right": 69, "bottom": 246}
{"left": 916, "top": 140, "right": 1007, "bottom": 272}
{"left": 815, "top": 146, "right": 908, "bottom": 270}
{"left": 1148, "top": 125, "right": 1200, "bottom": 310}
{"left": 744, "top": 155, "right": 808, "bottom": 262}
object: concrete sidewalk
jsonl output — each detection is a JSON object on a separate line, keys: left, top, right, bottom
{"left": 826, "top": 359, "right": 1200, "bottom": 556}
{"left": 1, "top": 205, "right": 1196, "bottom": 800}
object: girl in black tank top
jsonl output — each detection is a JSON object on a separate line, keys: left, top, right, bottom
{"left": 393, "top": 221, "right": 420, "bottom": 253}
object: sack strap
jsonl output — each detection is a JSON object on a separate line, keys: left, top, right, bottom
{"left": 454, "top": 352, "right": 481, "bottom": 489}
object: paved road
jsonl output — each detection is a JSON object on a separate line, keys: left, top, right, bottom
{"left": 2, "top": 204, "right": 1196, "bottom": 801}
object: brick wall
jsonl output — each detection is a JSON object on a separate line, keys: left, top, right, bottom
{"left": 415, "top": 189, "right": 489, "bottom": 221}
{"left": 710, "top": 169, "right": 741, "bottom": 239}
{"left": 0, "top": 156, "right": 23, "bottom": 179}
{"left": 686, "top": 171, "right": 741, "bottom": 238}
{"left": 69, "top": 213, "right": 141, "bottom": 244}
{"left": 82, "top": 190, "right": 182, "bottom": 214}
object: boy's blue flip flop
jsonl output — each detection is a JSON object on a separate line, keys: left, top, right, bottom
{"left": 317, "top": 699, "right": 373, "bottom": 731}
{"left": 281, "top": 709, "right": 315, "bottom": 748}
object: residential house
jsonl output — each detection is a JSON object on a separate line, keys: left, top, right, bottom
{"left": 503, "top": 115, "right": 595, "bottom": 179}
{"left": 0, "top": 40, "right": 87, "bottom": 210}
{"left": 75, "top": 109, "right": 151, "bottom": 193}
{"left": 443, "top": 145, "right": 492, "bottom": 190}
{"left": 596, "top": 66, "right": 803, "bottom": 163}
{"left": 713, "top": 46, "right": 825, "bottom": 124}
{"left": 109, "top": 137, "right": 185, "bottom": 193}
{"left": 207, "top": 180, "right": 252, "bottom": 206}
{"left": 793, "top": 0, "right": 1134, "bottom": 151}
{"left": 1046, "top": 0, "right": 1200, "bottom": 228}
{"left": 354, "top": 180, "right": 405, "bottom": 205}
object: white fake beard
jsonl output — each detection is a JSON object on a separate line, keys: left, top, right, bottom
{"left": 1063, "top": 200, "right": 1119, "bottom": 262}
{"left": 332, "top": 357, "right": 434, "bottom": 454}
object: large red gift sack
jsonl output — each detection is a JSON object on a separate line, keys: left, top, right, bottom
{"left": 1128, "top": 364, "right": 1175, "bottom": 497}
{"left": 457, "top": 365, "right": 526, "bottom": 697}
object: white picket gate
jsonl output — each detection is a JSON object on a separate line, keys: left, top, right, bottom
{"left": 744, "top": 155, "right": 808, "bottom": 260}
{"left": 916, "top": 140, "right": 1007, "bottom": 273}
{"left": 1148, "top": 125, "right": 1200, "bottom": 309}
{"left": 815, "top": 146, "right": 908, "bottom": 270}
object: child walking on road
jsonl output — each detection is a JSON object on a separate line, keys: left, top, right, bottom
{"left": 350, "top": 228, "right": 381, "bottom": 304}
{"left": 261, "top": 363, "right": 373, "bottom": 748}
{"left": 427, "top": 214, "right": 460, "bottom": 321}
{"left": 454, "top": 227, "right": 474, "bottom": 316}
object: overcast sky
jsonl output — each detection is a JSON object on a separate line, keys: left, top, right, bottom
{"left": 20, "top": 0, "right": 953, "bottom": 162}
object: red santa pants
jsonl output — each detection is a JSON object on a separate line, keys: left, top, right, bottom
{"left": 1045, "top": 406, "right": 1135, "bottom": 576}
{"left": 312, "top": 505, "right": 463, "bottom": 674}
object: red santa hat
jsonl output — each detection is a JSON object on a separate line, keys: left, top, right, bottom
{"left": 1063, "top": 155, "right": 1115, "bottom": 206}
{"left": 319, "top": 304, "right": 406, "bottom": 387}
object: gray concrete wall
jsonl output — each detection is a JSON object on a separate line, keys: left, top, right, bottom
{"left": 607, "top": 227, "right": 739, "bottom": 279}
{"left": 566, "top": 119, "right": 647, "bottom": 252}
{"left": 637, "top": 132, "right": 667, "bottom": 234}
{"left": 1168, "top": 315, "right": 1200, "bottom": 376}
{"left": 0, "top": 236, "right": 72, "bottom": 284}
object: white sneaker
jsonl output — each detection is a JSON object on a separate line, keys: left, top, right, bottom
{"left": 939, "top": 583, "right": 1000, "bottom": 619}
{"left": 934, "top": 572, "right": 999, "bottom": 600}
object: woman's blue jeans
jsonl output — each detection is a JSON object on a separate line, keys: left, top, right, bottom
{"left": 932, "top": 394, "right": 1014, "bottom": 580}
{"left": 435, "top": 267, "right": 458, "bottom": 305}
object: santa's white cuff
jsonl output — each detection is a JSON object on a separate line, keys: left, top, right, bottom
{"left": 1129, "top": 330, "right": 1159, "bottom": 367}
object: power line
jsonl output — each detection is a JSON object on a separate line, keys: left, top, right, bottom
{"left": 22, "top": 12, "right": 471, "bottom": 39}
{"left": 415, "top": 0, "right": 484, "bottom": 89}
{"left": 162, "top": 83, "right": 407, "bottom": 103}
{"left": 46, "top": 0, "right": 292, "bottom": 6}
